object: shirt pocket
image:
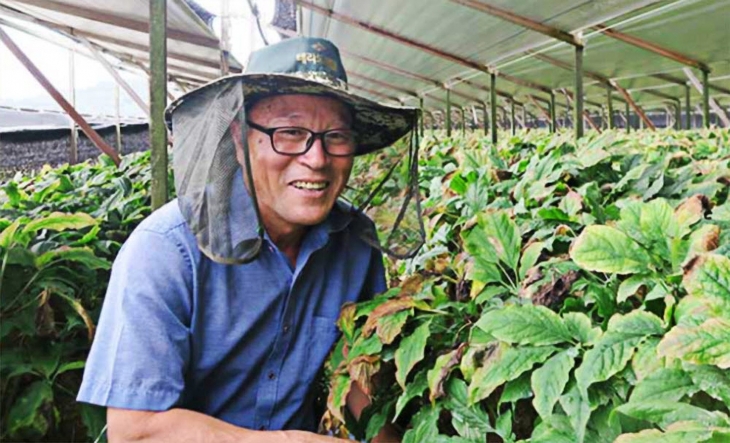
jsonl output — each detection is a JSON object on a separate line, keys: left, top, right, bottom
{"left": 308, "top": 316, "right": 341, "bottom": 370}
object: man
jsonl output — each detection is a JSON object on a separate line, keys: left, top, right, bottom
{"left": 77, "top": 37, "right": 420, "bottom": 442}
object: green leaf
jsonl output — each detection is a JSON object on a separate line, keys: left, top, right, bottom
{"left": 6, "top": 380, "right": 54, "bottom": 439}
{"left": 575, "top": 333, "right": 644, "bottom": 397}
{"left": 394, "top": 370, "right": 427, "bottom": 421}
{"left": 365, "top": 400, "right": 394, "bottom": 441}
{"left": 349, "top": 333, "right": 383, "bottom": 359}
{"left": 402, "top": 404, "right": 440, "bottom": 443}
{"left": 608, "top": 310, "right": 665, "bottom": 336}
{"left": 445, "top": 378, "right": 493, "bottom": 438}
{"left": 532, "top": 348, "right": 577, "bottom": 419}
{"left": 36, "top": 247, "right": 111, "bottom": 270}
{"left": 55, "top": 360, "right": 86, "bottom": 376}
{"left": 395, "top": 320, "right": 431, "bottom": 388}
{"left": 476, "top": 305, "right": 572, "bottom": 346}
{"left": 22, "top": 212, "right": 97, "bottom": 234}
{"left": 559, "top": 383, "right": 591, "bottom": 443}
{"left": 617, "top": 275, "right": 652, "bottom": 303}
{"left": 468, "top": 346, "right": 556, "bottom": 404}
{"left": 519, "top": 241, "right": 545, "bottom": 280}
{"left": 629, "top": 368, "right": 697, "bottom": 403}
{"left": 687, "top": 364, "right": 730, "bottom": 404}
{"left": 615, "top": 401, "right": 730, "bottom": 430}
{"left": 658, "top": 318, "right": 730, "bottom": 369}
{"left": 530, "top": 414, "right": 577, "bottom": 443}
{"left": 0, "top": 219, "right": 22, "bottom": 248}
{"left": 79, "top": 404, "right": 107, "bottom": 443}
{"left": 639, "top": 198, "right": 679, "bottom": 240}
{"left": 570, "top": 225, "right": 650, "bottom": 274}
{"left": 478, "top": 211, "right": 521, "bottom": 269}
{"left": 631, "top": 337, "right": 665, "bottom": 382}
{"left": 563, "top": 312, "right": 602, "bottom": 346}
{"left": 500, "top": 371, "right": 533, "bottom": 404}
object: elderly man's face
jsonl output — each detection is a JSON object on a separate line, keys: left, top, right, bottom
{"left": 238, "top": 94, "right": 354, "bottom": 235}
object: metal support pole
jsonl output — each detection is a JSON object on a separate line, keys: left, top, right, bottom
{"left": 490, "top": 73, "right": 497, "bottom": 144}
{"left": 549, "top": 91, "right": 556, "bottom": 133}
{"left": 574, "top": 45, "right": 584, "bottom": 139}
{"left": 702, "top": 70, "right": 710, "bottom": 128}
{"left": 460, "top": 106, "right": 466, "bottom": 136}
{"left": 419, "top": 96, "right": 424, "bottom": 136}
{"left": 685, "top": 83, "right": 691, "bottom": 129}
{"left": 482, "top": 101, "right": 488, "bottom": 136}
{"left": 115, "top": 83, "right": 122, "bottom": 153}
{"left": 510, "top": 97, "right": 515, "bottom": 135}
{"left": 446, "top": 87, "right": 452, "bottom": 137}
{"left": 675, "top": 100, "right": 681, "bottom": 130}
{"left": 606, "top": 85, "right": 614, "bottom": 130}
{"left": 68, "top": 49, "right": 78, "bottom": 164}
{"left": 150, "top": 0, "right": 169, "bottom": 209}
{"left": 521, "top": 105, "right": 527, "bottom": 130}
{"left": 625, "top": 100, "right": 630, "bottom": 133}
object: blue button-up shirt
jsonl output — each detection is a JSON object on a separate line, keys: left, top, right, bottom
{"left": 77, "top": 199, "right": 385, "bottom": 431}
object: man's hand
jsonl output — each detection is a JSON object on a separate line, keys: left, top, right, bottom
{"left": 107, "top": 408, "right": 349, "bottom": 443}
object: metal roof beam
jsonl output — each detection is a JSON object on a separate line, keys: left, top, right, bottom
{"left": 0, "top": 5, "right": 228, "bottom": 72}
{"left": 0, "top": 25, "right": 120, "bottom": 164}
{"left": 450, "top": 0, "right": 581, "bottom": 47}
{"left": 452, "top": 77, "right": 524, "bottom": 104}
{"left": 530, "top": 52, "right": 609, "bottom": 86}
{"left": 349, "top": 83, "right": 399, "bottom": 103}
{"left": 593, "top": 23, "right": 710, "bottom": 73}
{"left": 647, "top": 73, "right": 730, "bottom": 96}
{"left": 610, "top": 80, "right": 656, "bottom": 130}
{"left": 295, "top": 0, "right": 551, "bottom": 94}
{"left": 641, "top": 88, "right": 678, "bottom": 101}
{"left": 9, "top": 0, "right": 220, "bottom": 49}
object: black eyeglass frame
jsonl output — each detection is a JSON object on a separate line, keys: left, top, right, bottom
{"left": 245, "top": 120, "right": 357, "bottom": 157}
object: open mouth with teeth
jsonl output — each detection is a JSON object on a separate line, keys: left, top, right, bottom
{"left": 291, "top": 180, "right": 330, "bottom": 191}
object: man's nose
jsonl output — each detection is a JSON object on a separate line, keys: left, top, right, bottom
{"left": 299, "top": 135, "right": 329, "bottom": 169}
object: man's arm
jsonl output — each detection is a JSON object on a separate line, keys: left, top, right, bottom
{"left": 346, "top": 384, "right": 402, "bottom": 443}
{"left": 107, "top": 408, "right": 348, "bottom": 443}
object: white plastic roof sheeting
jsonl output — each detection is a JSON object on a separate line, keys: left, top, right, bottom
{"left": 299, "top": 0, "right": 730, "bottom": 116}
{"left": 0, "top": 0, "right": 241, "bottom": 86}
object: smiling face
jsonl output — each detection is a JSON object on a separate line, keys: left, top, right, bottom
{"left": 235, "top": 94, "right": 355, "bottom": 239}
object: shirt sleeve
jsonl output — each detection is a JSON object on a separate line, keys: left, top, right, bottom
{"left": 77, "top": 226, "right": 193, "bottom": 411}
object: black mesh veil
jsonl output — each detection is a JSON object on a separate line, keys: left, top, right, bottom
{"left": 169, "top": 78, "right": 425, "bottom": 264}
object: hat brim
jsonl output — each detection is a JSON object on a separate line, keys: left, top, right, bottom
{"left": 166, "top": 73, "right": 417, "bottom": 156}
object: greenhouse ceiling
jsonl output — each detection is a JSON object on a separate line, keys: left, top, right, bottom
{"left": 0, "top": 0, "right": 242, "bottom": 88}
{"left": 297, "top": 0, "right": 730, "bottom": 119}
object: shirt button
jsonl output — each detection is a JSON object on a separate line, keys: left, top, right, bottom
{"left": 283, "top": 324, "right": 290, "bottom": 333}
{"left": 268, "top": 372, "right": 276, "bottom": 380}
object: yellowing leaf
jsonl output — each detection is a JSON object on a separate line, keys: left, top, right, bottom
{"left": 570, "top": 225, "right": 649, "bottom": 274}
{"left": 658, "top": 318, "right": 730, "bottom": 369}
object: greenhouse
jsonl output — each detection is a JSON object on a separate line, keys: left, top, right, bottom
{"left": 0, "top": 0, "right": 729, "bottom": 442}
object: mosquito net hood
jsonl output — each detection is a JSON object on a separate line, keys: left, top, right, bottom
{"left": 165, "top": 36, "right": 425, "bottom": 264}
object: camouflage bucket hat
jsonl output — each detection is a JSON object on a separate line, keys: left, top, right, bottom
{"left": 165, "top": 37, "right": 424, "bottom": 264}
{"left": 166, "top": 36, "right": 417, "bottom": 155}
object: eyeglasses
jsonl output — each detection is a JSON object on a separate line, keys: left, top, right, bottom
{"left": 246, "top": 120, "right": 357, "bottom": 157}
